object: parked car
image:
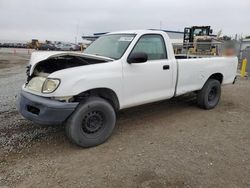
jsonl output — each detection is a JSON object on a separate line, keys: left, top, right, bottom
{"left": 14, "top": 43, "right": 27, "bottom": 48}
{"left": 73, "top": 44, "right": 81, "bottom": 51}
{"left": 55, "top": 43, "right": 73, "bottom": 51}
{"left": 2, "top": 43, "right": 14, "bottom": 48}
{"left": 39, "top": 43, "right": 56, "bottom": 51}
{"left": 18, "top": 30, "right": 238, "bottom": 148}
{"left": 55, "top": 43, "right": 80, "bottom": 51}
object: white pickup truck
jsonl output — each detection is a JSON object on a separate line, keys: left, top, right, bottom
{"left": 18, "top": 30, "right": 238, "bottom": 147}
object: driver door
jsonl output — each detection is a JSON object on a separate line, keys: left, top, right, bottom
{"left": 122, "top": 34, "right": 174, "bottom": 108}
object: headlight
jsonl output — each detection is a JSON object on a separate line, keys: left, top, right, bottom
{"left": 26, "top": 77, "right": 46, "bottom": 92}
{"left": 42, "top": 79, "right": 60, "bottom": 93}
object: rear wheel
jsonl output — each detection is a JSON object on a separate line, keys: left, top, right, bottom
{"left": 197, "top": 79, "right": 221, "bottom": 109}
{"left": 65, "top": 97, "right": 116, "bottom": 148}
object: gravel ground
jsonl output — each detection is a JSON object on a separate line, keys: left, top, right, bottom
{"left": 0, "top": 50, "right": 62, "bottom": 155}
{"left": 0, "top": 51, "right": 250, "bottom": 188}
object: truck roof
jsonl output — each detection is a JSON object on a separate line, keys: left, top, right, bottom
{"left": 108, "top": 29, "right": 168, "bottom": 35}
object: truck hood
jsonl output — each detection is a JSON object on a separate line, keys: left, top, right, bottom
{"left": 28, "top": 51, "right": 114, "bottom": 75}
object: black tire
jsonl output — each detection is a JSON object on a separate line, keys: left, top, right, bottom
{"left": 65, "top": 97, "right": 116, "bottom": 148}
{"left": 197, "top": 79, "right": 221, "bottom": 109}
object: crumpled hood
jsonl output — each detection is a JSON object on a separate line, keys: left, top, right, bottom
{"left": 28, "top": 51, "right": 113, "bottom": 75}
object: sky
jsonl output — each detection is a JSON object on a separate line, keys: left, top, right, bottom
{"left": 0, "top": 0, "right": 249, "bottom": 42}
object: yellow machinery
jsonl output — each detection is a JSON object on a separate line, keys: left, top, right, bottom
{"left": 27, "top": 39, "right": 41, "bottom": 49}
{"left": 183, "top": 26, "right": 219, "bottom": 55}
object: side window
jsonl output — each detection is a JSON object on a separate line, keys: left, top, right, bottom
{"left": 131, "top": 34, "right": 167, "bottom": 60}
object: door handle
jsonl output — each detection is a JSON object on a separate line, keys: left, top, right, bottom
{"left": 163, "top": 65, "right": 170, "bottom": 70}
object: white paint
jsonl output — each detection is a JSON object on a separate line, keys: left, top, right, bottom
{"left": 22, "top": 30, "right": 238, "bottom": 110}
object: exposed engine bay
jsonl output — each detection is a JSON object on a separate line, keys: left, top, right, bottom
{"left": 32, "top": 55, "right": 109, "bottom": 77}
{"left": 25, "top": 54, "right": 111, "bottom": 94}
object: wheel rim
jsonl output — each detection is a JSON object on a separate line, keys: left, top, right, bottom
{"left": 208, "top": 86, "right": 218, "bottom": 102}
{"left": 82, "top": 111, "right": 104, "bottom": 134}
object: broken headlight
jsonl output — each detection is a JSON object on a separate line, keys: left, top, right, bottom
{"left": 26, "top": 77, "right": 46, "bottom": 92}
{"left": 42, "top": 78, "right": 60, "bottom": 93}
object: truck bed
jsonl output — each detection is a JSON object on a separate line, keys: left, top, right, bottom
{"left": 175, "top": 56, "right": 238, "bottom": 96}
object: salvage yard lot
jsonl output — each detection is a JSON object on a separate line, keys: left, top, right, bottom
{"left": 0, "top": 49, "right": 250, "bottom": 188}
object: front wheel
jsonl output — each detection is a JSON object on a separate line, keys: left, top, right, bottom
{"left": 65, "top": 97, "right": 116, "bottom": 148}
{"left": 197, "top": 79, "right": 221, "bottom": 109}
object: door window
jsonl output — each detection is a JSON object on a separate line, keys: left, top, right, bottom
{"left": 131, "top": 34, "right": 167, "bottom": 60}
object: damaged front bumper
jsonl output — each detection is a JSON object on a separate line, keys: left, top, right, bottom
{"left": 17, "top": 90, "right": 79, "bottom": 125}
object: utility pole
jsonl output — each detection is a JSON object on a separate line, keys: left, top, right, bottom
{"left": 75, "top": 22, "right": 79, "bottom": 44}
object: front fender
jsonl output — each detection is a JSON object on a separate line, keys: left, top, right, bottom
{"left": 48, "top": 60, "right": 123, "bottom": 102}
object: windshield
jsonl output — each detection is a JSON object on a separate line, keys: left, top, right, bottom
{"left": 84, "top": 34, "right": 135, "bottom": 59}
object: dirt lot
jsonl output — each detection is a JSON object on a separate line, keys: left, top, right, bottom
{"left": 0, "top": 49, "right": 249, "bottom": 188}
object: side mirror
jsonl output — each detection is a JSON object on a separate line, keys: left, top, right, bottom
{"left": 127, "top": 52, "right": 148, "bottom": 64}
{"left": 209, "top": 29, "right": 213, "bottom": 34}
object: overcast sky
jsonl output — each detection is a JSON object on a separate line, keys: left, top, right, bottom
{"left": 0, "top": 0, "right": 249, "bottom": 42}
